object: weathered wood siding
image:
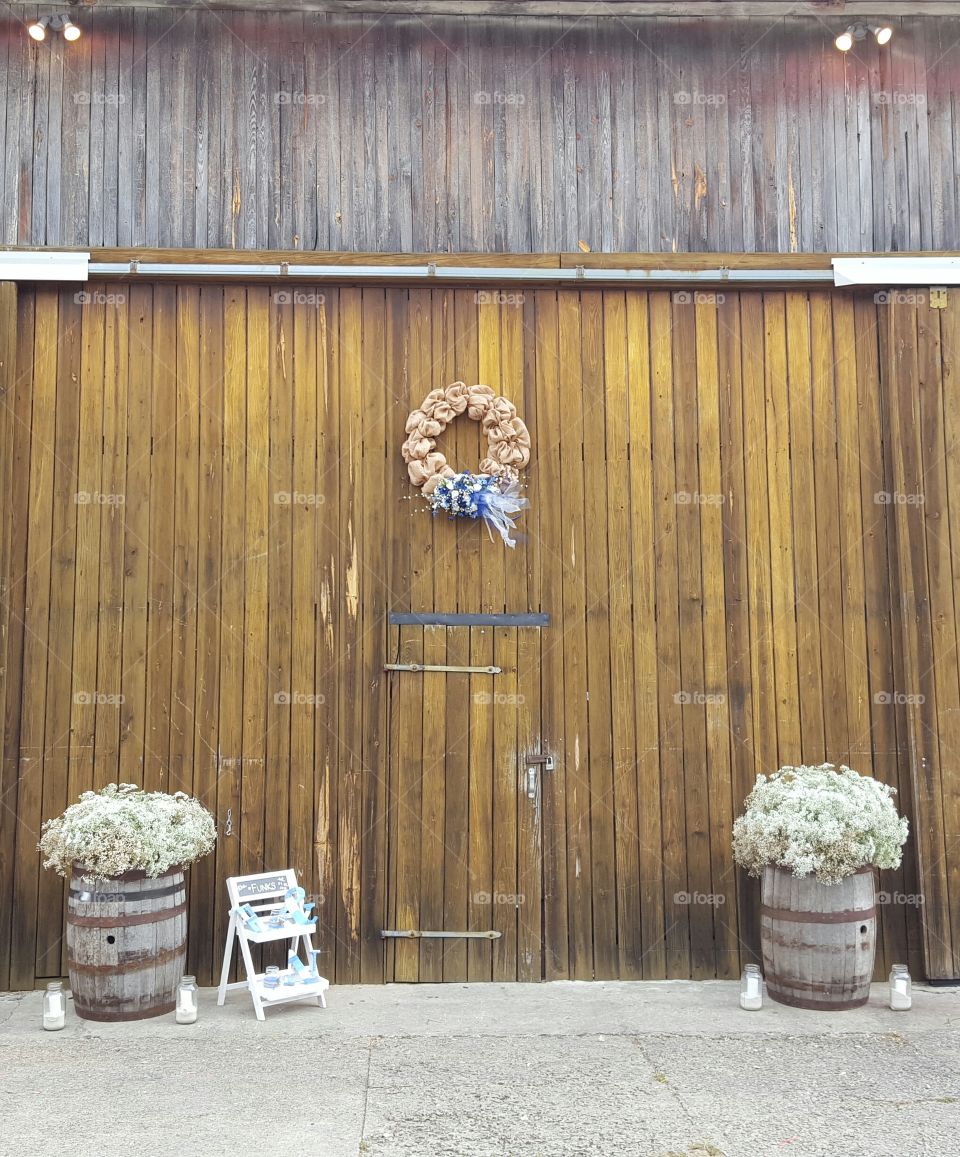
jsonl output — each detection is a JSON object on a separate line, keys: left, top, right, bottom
{"left": 0, "top": 13, "right": 956, "bottom": 252}
{"left": 3, "top": 279, "right": 943, "bottom": 990}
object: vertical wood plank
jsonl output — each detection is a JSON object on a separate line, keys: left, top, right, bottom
{"left": 740, "top": 294, "right": 777, "bottom": 775}
{"left": 169, "top": 287, "right": 201, "bottom": 801}
{"left": 238, "top": 294, "right": 270, "bottom": 885}
{"left": 625, "top": 291, "right": 665, "bottom": 979}
{"left": 144, "top": 284, "right": 177, "bottom": 792}
{"left": 190, "top": 286, "right": 223, "bottom": 984}
{"left": 672, "top": 294, "right": 713, "bottom": 977}
{"left": 10, "top": 290, "right": 59, "bottom": 987}
{"left": 717, "top": 294, "right": 759, "bottom": 965}
{"left": 810, "top": 293, "right": 849, "bottom": 764}
{"left": 265, "top": 289, "right": 293, "bottom": 888}
{"left": 289, "top": 287, "right": 318, "bottom": 918}
{"left": 650, "top": 290, "right": 689, "bottom": 978}
{"left": 786, "top": 292, "right": 826, "bottom": 760}
{"left": 605, "top": 290, "right": 642, "bottom": 981}
{"left": 763, "top": 294, "right": 801, "bottom": 763}
{"left": 335, "top": 286, "right": 364, "bottom": 982}
{"left": 535, "top": 289, "right": 568, "bottom": 979}
{"left": 492, "top": 295, "right": 525, "bottom": 981}
{"left": 557, "top": 289, "right": 593, "bottom": 979}
{"left": 67, "top": 290, "right": 106, "bottom": 820}
{"left": 581, "top": 290, "right": 617, "bottom": 979}
{"left": 36, "top": 292, "right": 82, "bottom": 977}
{"left": 214, "top": 286, "right": 247, "bottom": 972}
{"left": 359, "top": 287, "right": 389, "bottom": 982}
{"left": 695, "top": 296, "right": 739, "bottom": 978}
{"left": 315, "top": 289, "right": 340, "bottom": 973}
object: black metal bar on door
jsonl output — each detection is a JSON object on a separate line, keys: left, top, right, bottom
{"left": 389, "top": 612, "right": 550, "bottom": 627}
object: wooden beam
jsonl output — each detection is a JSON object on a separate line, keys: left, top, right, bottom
{"left": 2, "top": 247, "right": 954, "bottom": 269}
{"left": 0, "top": 1, "right": 954, "bottom": 17}
{"left": 7, "top": 248, "right": 960, "bottom": 292}
{"left": 4, "top": 246, "right": 959, "bottom": 288}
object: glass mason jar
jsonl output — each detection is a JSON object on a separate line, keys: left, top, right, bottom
{"left": 740, "top": 964, "right": 763, "bottom": 1011}
{"left": 889, "top": 963, "right": 912, "bottom": 1011}
{"left": 176, "top": 975, "right": 199, "bottom": 1024}
{"left": 43, "top": 981, "right": 66, "bottom": 1031}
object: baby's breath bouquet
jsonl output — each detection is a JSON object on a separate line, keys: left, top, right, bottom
{"left": 733, "top": 763, "right": 908, "bottom": 885}
{"left": 39, "top": 783, "right": 216, "bottom": 881}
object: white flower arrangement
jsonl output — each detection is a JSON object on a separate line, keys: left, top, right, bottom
{"left": 39, "top": 783, "right": 217, "bottom": 881}
{"left": 732, "top": 763, "right": 909, "bottom": 885}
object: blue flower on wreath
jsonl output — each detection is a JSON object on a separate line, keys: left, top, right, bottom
{"left": 427, "top": 471, "right": 528, "bottom": 549}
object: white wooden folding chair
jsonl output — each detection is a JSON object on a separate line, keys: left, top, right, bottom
{"left": 217, "top": 869, "right": 329, "bottom": 1022}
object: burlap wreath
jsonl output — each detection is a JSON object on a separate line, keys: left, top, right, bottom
{"left": 401, "top": 381, "right": 531, "bottom": 496}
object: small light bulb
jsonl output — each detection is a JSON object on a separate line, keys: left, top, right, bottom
{"left": 27, "top": 21, "right": 47, "bottom": 41}
{"left": 875, "top": 26, "right": 893, "bottom": 47}
{"left": 835, "top": 31, "right": 854, "bottom": 53}
{"left": 62, "top": 19, "right": 81, "bottom": 42}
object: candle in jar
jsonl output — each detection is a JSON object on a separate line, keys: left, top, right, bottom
{"left": 740, "top": 964, "right": 763, "bottom": 1011}
{"left": 889, "top": 964, "right": 912, "bottom": 1011}
{"left": 176, "top": 975, "right": 199, "bottom": 1024}
{"left": 43, "top": 981, "right": 66, "bottom": 1031}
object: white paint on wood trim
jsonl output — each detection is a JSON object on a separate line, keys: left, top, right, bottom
{"left": 0, "top": 251, "right": 89, "bottom": 281}
{"left": 833, "top": 257, "right": 960, "bottom": 286}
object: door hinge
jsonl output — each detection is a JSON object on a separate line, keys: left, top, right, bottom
{"left": 930, "top": 286, "right": 949, "bottom": 309}
{"left": 383, "top": 663, "right": 501, "bottom": 674}
{"left": 381, "top": 929, "right": 502, "bottom": 940}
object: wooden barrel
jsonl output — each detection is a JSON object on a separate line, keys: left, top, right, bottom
{"left": 760, "top": 865, "right": 876, "bottom": 1010}
{"left": 66, "top": 865, "right": 187, "bottom": 1021}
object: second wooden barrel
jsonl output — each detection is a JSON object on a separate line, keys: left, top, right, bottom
{"left": 760, "top": 864, "right": 876, "bottom": 1010}
{"left": 66, "top": 865, "right": 187, "bottom": 1021}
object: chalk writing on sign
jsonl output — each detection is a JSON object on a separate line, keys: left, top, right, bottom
{"left": 235, "top": 873, "right": 290, "bottom": 899}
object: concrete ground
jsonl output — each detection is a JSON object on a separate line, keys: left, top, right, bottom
{"left": 1, "top": 981, "right": 958, "bottom": 1157}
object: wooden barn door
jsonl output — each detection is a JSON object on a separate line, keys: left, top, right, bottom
{"left": 385, "top": 620, "right": 545, "bottom": 981}
{"left": 4, "top": 278, "right": 943, "bottom": 990}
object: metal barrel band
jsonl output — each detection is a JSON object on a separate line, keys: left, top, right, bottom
{"left": 765, "top": 973, "right": 872, "bottom": 994}
{"left": 66, "top": 900, "right": 188, "bottom": 928}
{"left": 70, "top": 1001, "right": 176, "bottom": 1023}
{"left": 71, "top": 865, "right": 185, "bottom": 883}
{"left": 766, "top": 988, "right": 870, "bottom": 1012}
{"left": 760, "top": 905, "right": 876, "bottom": 924}
{"left": 69, "top": 882, "right": 184, "bottom": 903}
{"left": 67, "top": 944, "right": 186, "bottom": 975}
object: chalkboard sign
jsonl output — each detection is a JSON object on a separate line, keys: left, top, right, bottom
{"left": 234, "top": 872, "right": 292, "bottom": 900}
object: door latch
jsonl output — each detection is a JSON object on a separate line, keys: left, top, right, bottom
{"left": 525, "top": 752, "right": 555, "bottom": 798}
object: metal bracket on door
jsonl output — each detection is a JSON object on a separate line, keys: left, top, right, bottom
{"left": 383, "top": 663, "right": 501, "bottom": 674}
{"left": 381, "top": 929, "right": 502, "bottom": 940}
{"left": 525, "top": 752, "right": 556, "bottom": 799}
